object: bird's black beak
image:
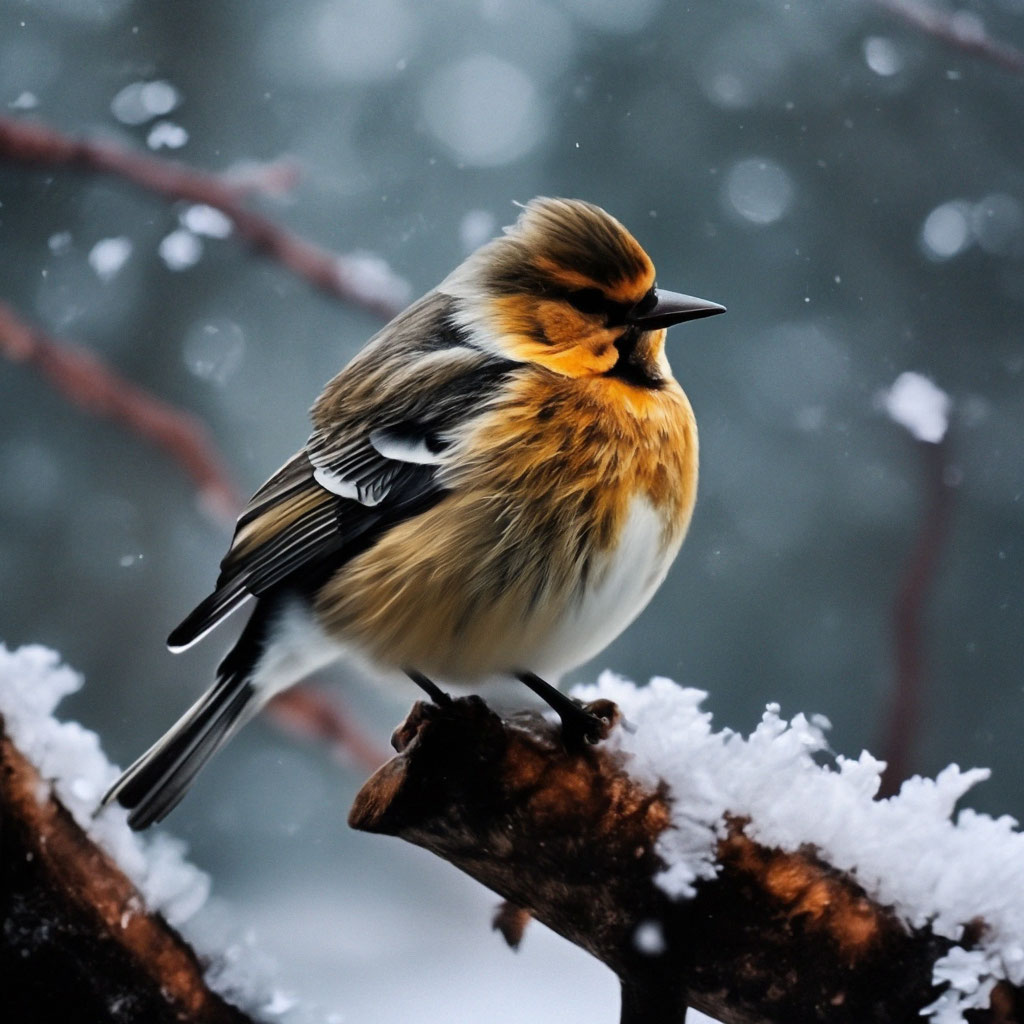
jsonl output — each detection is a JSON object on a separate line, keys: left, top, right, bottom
{"left": 627, "top": 288, "right": 726, "bottom": 330}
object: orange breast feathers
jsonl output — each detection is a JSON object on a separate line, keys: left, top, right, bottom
{"left": 314, "top": 369, "right": 698, "bottom": 681}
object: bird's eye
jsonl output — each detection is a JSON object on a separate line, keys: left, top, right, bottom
{"left": 630, "top": 287, "right": 658, "bottom": 319}
{"left": 566, "top": 288, "right": 607, "bottom": 316}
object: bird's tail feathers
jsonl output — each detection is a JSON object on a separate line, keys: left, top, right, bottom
{"left": 102, "top": 670, "right": 257, "bottom": 830}
{"left": 167, "top": 584, "right": 252, "bottom": 652}
{"left": 103, "top": 610, "right": 268, "bottom": 830}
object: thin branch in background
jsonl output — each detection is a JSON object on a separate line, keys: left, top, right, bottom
{"left": 0, "top": 298, "right": 386, "bottom": 768}
{"left": 0, "top": 300, "right": 242, "bottom": 525}
{"left": 871, "top": 0, "right": 1024, "bottom": 76}
{"left": 0, "top": 115, "right": 407, "bottom": 319}
{"left": 879, "top": 435, "right": 955, "bottom": 797}
{"left": 266, "top": 684, "right": 391, "bottom": 772}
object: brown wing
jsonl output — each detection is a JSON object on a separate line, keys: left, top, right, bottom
{"left": 168, "top": 293, "right": 517, "bottom": 651}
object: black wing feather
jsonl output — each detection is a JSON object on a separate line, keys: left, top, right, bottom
{"left": 168, "top": 293, "right": 518, "bottom": 652}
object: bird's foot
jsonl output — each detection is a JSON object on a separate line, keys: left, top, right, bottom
{"left": 404, "top": 668, "right": 453, "bottom": 707}
{"left": 515, "top": 671, "right": 617, "bottom": 748}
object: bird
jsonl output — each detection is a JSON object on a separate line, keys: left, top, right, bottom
{"left": 103, "top": 197, "right": 724, "bottom": 830}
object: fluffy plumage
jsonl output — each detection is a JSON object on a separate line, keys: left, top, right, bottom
{"left": 104, "top": 197, "right": 722, "bottom": 829}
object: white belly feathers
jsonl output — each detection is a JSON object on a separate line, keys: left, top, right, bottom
{"left": 521, "top": 497, "right": 676, "bottom": 678}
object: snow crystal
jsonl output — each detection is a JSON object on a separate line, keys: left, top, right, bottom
{"left": 459, "top": 209, "right": 497, "bottom": 253}
{"left": 88, "top": 236, "right": 133, "bottom": 281}
{"left": 9, "top": 90, "right": 40, "bottom": 110}
{"left": 181, "top": 203, "right": 233, "bottom": 239}
{"left": 921, "top": 201, "right": 972, "bottom": 260}
{"left": 147, "top": 120, "right": 189, "bottom": 150}
{"left": 573, "top": 673, "right": 1024, "bottom": 1024}
{"left": 47, "top": 230, "right": 72, "bottom": 255}
{"left": 111, "top": 79, "right": 181, "bottom": 126}
{"left": 422, "top": 54, "right": 545, "bottom": 167}
{"left": 863, "top": 36, "right": 903, "bottom": 77}
{"left": 159, "top": 229, "right": 203, "bottom": 271}
{"left": 723, "top": 157, "right": 794, "bottom": 226}
{"left": 336, "top": 252, "right": 412, "bottom": 309}
{"left": 633, "top": 920, "right": 666, "bottom": 956}
{"left": 882, "top": 371, "right": 952, "bottom": 444}
{"left": 183, "top": 319, "right": 246, "bottom": 385}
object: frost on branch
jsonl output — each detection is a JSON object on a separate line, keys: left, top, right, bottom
{"left": 352, "top": 674, "right": 1024, "bottom": 1024}
{"left": 0, "top": 643, "right": 288, "bottom": 1024}
{"left": 4, "top": 641, "right": 1024, "bottom": 1024}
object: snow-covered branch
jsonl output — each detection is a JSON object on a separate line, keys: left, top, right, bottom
{"left": 0, "top": 115, "right": 408, "bottom": 318}
{"left": 0, "top": 650, "right": 253, "bottom": 1022}
{"left": 0, "top": 644, "right": 320, "bottom": 1023}
{"left": 352, "top": 678, "right": 1024, "bottom": 1024}
{"left": 878, "top": 372, "right": 957, "bottom": 795}
{"left": 5, "top": 641, "right": 1022, "bottom": 1024}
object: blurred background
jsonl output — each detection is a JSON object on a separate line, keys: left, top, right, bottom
{"left": 1, "top": 0, "right": 1022, "bottom": 1020}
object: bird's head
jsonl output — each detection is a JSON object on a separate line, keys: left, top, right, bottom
{"left": 440, "top": 197, "right": 724, "bottom": 387}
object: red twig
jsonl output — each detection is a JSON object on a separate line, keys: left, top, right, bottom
{"left": 0, "top": 116, "right": 406, "bottom": 319}
{"left": 0, "top": 117, "right": 411, "bottom": 771}
{"left": 0, "top": 300, "right": 242, "bottom": 524}
{"left": 266, "top": 685, "right": 391, "bottom": 772}
{"left": 871, "top": 0, "right": 1024, "bottom": 76}
{"left": 879, "top": 436, "right": 955, "bottom": 796}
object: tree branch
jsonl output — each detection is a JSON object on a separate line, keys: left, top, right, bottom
{"left": 0, "top": 300, "right": 242, "bottom": 524}
{"left": 871, "top": 0, "right": 1024, "bottom": 77}
{"left": 265, "top": 684, "right": 391, "bottom": 772}
{"left": 0, "top": 115, "right": 405, "bottom": 319}
{"left": 350, "top": 696, "right": 1022, "bottom": 1024}
{"left": 879, "top": 436, "right": 955, "bottom": 797}
{"left": 0, "top": 716, "right": 254, "bottom": 1024}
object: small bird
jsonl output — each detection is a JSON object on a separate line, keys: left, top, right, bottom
{"left": 104, "top": 198, "right": 724, "bottom": 829}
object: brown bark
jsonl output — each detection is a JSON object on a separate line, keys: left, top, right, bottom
{"left": 0, "top": 717, "right": 254, "bottom": 1024}
{"left": 350, "top": 696, "right": 1024, "bottom": 1024}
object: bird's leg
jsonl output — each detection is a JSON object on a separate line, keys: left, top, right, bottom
{"left": 515, "top": 671, "right": 612, "bottom": 747}
{"left": 404, "top": 668, "right": 453, "bottom": 707}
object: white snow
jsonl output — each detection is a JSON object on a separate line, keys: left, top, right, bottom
{"left": 881, "top": 371, "right": 952, "bottom": 443}
{"left": 181, "top": 203, "right": 234, "bottom": 238}
{"left": 0, "top": 643, "right": 210, "bottom": 926}
{"left": 573, "top": 672, "right": 1024, "bottom": 1024}
{"left": 633, "top": 920, "right": 667, "bottom": 956}
{"left": 723, "top": 157, "right": 794, "bottom": 226}
{"left": 147, "top": 120, "right": 189, "bottom": 150}
{"left": 111, "top": 79, "right": 181, "bottom": 126}
{"left": 3, "top": 642, "right": 1017, "bottom": 1023}
{"left": 9, "top": 90, "right": 40, "bottom": 110}
{"left": 47, "top": 230, "right": 72, "bottom": 255}
{"left": 88, "top": 236, "right": 133, "bottom": 281}
{"left": 335, "top": 251, "right": 412, "bottom": 309}
{"left": 921, "top": 201, "right": 973, "bottom": 260}
{"left": 459, "top": 209, "right": 497, "bottom": 252}
{"left": 863, "top": 36, "right": 903, "bottom": 77}
{"left": 159, "top": 228, "right": 203, "bottom": 270}
{"left": 0, "top": 643, "right": 320, "bottom": 1022}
